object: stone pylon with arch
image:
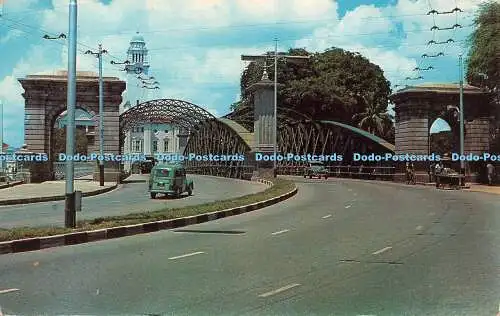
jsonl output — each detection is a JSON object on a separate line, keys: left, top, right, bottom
{"left": 19, "top": 70, "right": 126, "bottom": 182}
{"left": 390, "top": 83, "right": 493, "bottom": 183}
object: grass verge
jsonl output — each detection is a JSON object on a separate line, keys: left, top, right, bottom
{"left": 0, "top": 178, "right": 295, "bottom": 242}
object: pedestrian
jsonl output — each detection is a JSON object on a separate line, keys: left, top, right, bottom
{"left": 486, "top": 163, "right": 495, "bottom": 186}
{"left": 435, "top": 162, "right": 443, "bottom": 188}
{"left": 405, "top": 162, "right": 410, "bottom": 184}
{"left": 429, "top": 162, "right": 435, "bottom": 183}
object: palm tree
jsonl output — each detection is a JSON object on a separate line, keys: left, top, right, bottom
{"left": 352, "top": 93, "right": 393, "bottom": 137}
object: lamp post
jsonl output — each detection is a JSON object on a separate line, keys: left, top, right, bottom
{"left": 64, "top": 0, "right": 78, "bottom": 228}
{"left": 0, "top": 99, "right": 3, "bottom": 173}
{"left": 459, "top": 54, "right": 465, "bottom": 186}
{"left": 241, "top": 41, "right": 309, "bottom": 177}
{"left": 85, "top": 44, "right": 108, "bottom": 186}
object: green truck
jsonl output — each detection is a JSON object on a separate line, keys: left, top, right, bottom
{"left": 148, "top": 163, "right": 194, "bottom": 199}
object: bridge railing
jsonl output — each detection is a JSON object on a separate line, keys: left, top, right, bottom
{"left": 278, "top": 165, "right": 396, "bottom": 181}
{"left": 54, "top": 161, "right": 95, "bottom": 180}
{"left": 185, "top": 165, "right": 256, "bottom": 180}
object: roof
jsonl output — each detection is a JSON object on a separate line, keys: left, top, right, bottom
{"left": 22, "top": 70, "right": 122, "bottom": 82}
{"left": 131, "top": 32, "right": 145, "bottom": 43}
{"left": 153, "top": 162, "right": 184, "bottom": 168}
{"left": 319, "top": 120, "right": 395, "bottom": 152}
{"left": 391, "top": 82, "right": 485, "bottom": 96}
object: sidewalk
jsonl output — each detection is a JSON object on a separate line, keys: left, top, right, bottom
{"left": 463, "top": 184, "right": 500, "bottom": 195}
{"left": 0, "top": 180, "right": 117, "bottom": 205}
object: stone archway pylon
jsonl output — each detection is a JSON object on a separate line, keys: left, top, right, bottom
{"left": 19, "top": 70, "right": 126, "bottom": 182}
{"left": 390, "top": 83, "right": 491, "bottom": 183}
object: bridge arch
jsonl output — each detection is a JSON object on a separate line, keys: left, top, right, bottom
{"left": 183, "top": 118, "right": 254, "bottom": 179}
{"left": 118, "top": 98, "right": 216, "bottom": 151}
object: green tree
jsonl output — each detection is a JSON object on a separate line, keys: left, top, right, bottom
{"left": 352, "top": 93, "right": 393, "bottom": 136}
{"left": 466, "top": 1, "right": 500, "bottom": 91}
{"left": 52, "top": 128, "right": 89, "bottom": 157}
{"left": 234, "top": 46, "right": 394, "bottom": 140}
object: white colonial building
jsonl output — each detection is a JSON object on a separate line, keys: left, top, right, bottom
{"left": 120, "top": 33, "right": 184, "bottom": 171}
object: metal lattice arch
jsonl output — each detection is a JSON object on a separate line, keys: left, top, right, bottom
{"left": 120, "top": 99, "right": 216, "bottom": 132}
{"left": 183, "top": 118, "right": 254, "bottom": 178}
{"left": 277, "top": 120, "right": 395, "bottom": 173}
{"left": 119, "top": 99, "right": 217, "bottom": 151}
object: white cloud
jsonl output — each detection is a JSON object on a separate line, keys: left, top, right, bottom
{"left": 0, "top": 0, "right": 488, "bottom": 145}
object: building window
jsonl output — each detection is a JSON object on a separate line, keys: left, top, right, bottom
{"left": 164, "top": 139, "right": 169, "bottom": 152}
{"left": 153, "top": 140, "right": 158, "bottom": 152}
{"left": 133, "top": 140, "right": 141, "bottom": 152}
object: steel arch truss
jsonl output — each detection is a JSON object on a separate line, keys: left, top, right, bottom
{"left": 119, "top": 99, "right": 215, "bottom": 142}
{"left": 277, "top": 120, "right": 394, "bottom": 173}
{"left": 183, "top": 119, "right": 254, "bottom": 178}
{"left": 224, "top": 106, "right": 313, "bottom": 131}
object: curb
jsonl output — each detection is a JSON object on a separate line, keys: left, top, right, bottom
{"left": 0, "top": 179, "right": 297, "bottom": 255}
{"left": 0, "top": 184, "right": 118, "bottom": 206}
{"left": 0, "top": 181, "right": 23, "bottom": 190}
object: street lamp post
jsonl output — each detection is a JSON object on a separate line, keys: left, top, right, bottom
{"left": 65, "top": 0, "right": 78, "bottom": 228}
{"left": 459, "top": 54, "right": 465, "bottom": 186}
{"left": 273, "top": 38, "right": 278, "bottom": 175}
{"left": 85, "top": 44, "right": 108, "bottom": 186}
{"left": 0, "top": 99, "right": 3, "bottom": 173}
{"left": 241, "top": 42, "right": 309, "bottom": 177}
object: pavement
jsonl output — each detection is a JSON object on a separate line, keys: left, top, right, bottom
{"left": 466, "top": 184, "right": 500, "bottom": 195}
{"left": 0, "top": 174, "right": 267, "bottom": 229}
{"left": 1, "top": 177, "right": 499, "bottom": 315}
{"left": 0, "top": 180, "right": 116, "bottom": 205}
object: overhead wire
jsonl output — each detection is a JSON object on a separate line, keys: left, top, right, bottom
{"left": 0, "top": 1, "right": 479, "bottom": 94}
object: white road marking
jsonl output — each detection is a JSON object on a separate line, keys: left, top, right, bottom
{"left": 322, "top": 214, "right": 332, "bottom": 219}
{"left": 416, "top": 225, "right": 423, "bottom": 230}
{"left": 258, "top": 283, "right": 301, "bottom": 298}
{"left": 0, "top": 289, "right": 19, "bottom": 294}
{"left": 372, "top": 246, "right": 392, "bottom": 255}
{"left": 168, "top": 251, "right": 205, "bottom": 260}
{"left": 271, "top": 229, "right": 289, "bottom": 236}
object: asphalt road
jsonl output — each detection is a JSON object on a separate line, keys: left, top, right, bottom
{"left": 0, "top": 175, "right": 266, "bottom": 229}
{"left": 1, "top": 177, "right": 500, "bottom": 315}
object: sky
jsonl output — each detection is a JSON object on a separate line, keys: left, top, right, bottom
{"left": 0, "top": 0, "right": 487, "bottom": 147}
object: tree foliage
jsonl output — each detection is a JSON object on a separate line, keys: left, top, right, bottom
{"left": 466, "top": 1, "right": 500, "bottom": 91}
{"left": 235, "top": 46, "right": 393, "bottom": 140}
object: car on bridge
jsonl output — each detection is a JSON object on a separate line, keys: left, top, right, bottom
{"left": 139, "top": 156, "right": 156, "bottom": 174}
{"left": 148, "top": 163, "right": 194, "bottom": 199}
{"left": 303, "top": 161, "right": 329, "bottom": 179}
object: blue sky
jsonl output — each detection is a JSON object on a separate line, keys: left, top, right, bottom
{"left": 0, "top": 0, "right": 485, "bottom": 147}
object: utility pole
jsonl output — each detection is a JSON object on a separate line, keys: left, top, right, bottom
{"left": 459, "top": 54, "right": 465, "bottom": 186}
{"left": 241, "top": 42, "right": 309, "bottom": 177}
{"left": 65, "top": 0, "right": 77, "bottom": 228}
{"left": 85, "top": 44, "right": 108, "bottom": 186}
{"left": 0, "top": 99, "right": 3, "bottom": 173}
{"left": 273, "top": 38, "right": 278, "bottom": 175}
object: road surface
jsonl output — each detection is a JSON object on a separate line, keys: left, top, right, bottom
{"left": 0, "top": 177, "right": 499, "bottom": 315}
{"left": 0, "top": 175, "right": 266, "bottom": 229}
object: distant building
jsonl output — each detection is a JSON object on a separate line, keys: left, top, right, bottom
{"left": 120, "top": 33, "right": 184, "bottom": 171}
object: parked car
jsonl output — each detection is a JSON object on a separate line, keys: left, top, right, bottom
{"left": 140, "top": 156, "right": 156, "bottom": 174}
{"left": 148, "top": 163, "right": 194, "bottom": 199}
{"left": 303, "top": 161, "right": 329, "bottom": 179}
